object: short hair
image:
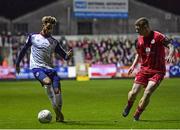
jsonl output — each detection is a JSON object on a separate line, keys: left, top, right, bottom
{"left": 135, "top": 17, "right": 149, "bottom": 27}
{"left": 42, "top": 16, "right": 57, "bottom": 25}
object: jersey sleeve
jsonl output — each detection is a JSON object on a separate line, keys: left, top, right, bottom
{"left": 55, "top": 40, "right": 69, "bottom": 60}
{"left": 16, "top": 35, "right": 32, "bottom": 66}
{"left": 159, "top": 33, "right": 171, "bottom": 47}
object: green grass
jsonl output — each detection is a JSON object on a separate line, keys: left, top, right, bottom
{"left": 0, "top": 78, "right": 180, "bottom": 129}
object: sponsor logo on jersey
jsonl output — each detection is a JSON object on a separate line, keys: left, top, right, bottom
{"left": 151, "top": 39, "right": 155, "bottom": 44}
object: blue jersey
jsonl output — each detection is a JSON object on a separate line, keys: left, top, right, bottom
{"left": 16, "top": 33, "right": 68, "bottom": 69}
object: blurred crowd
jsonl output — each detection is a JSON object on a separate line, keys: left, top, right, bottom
{"left": 0, "top": 32, "right": 180, "bottom": 68}
{"left": 66, "top": 37, "right": 136, "bottom": 67}
{"left": 0, "top": 32, "right": 28, "bottom": 67}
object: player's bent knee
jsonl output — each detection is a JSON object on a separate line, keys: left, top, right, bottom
{"left": 130, "top": 90, "right": 138, "bottom": 96}
{"left": 43, "top": 77, "right": 52, "bottom": 85}
{"left": 54, "top": 88, "right": 60, "bottom": 94}
{"left": 144, "top": 90, "right": 152, "bottom": 97}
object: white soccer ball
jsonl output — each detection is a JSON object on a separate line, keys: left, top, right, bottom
{"left": 38, "top": 109, "right": 52, "bottom": 123}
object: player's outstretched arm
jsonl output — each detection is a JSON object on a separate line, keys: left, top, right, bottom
{"left": 16, "top": 40, "right": 31, "bottom": 73}
{"left": 166, "top": 43, "right": 175, "bottom": 63}
{"left": 66, "top": 49, "right": 73, "bottom": 59}
{"left": 55, "top": 43, "right": 73, "bottom": 60}
{"left": 128, "top": 54, "right": 139, "bottom": 75}
{"left": 162, "top": 37, "right": 175, "bottom": 63}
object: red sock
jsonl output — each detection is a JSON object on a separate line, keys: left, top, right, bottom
{"left": 127, "top": 100, "right": 133, "bottom": 108}
{"left": 134, "top": 106, "right": 144, "bottom": 116}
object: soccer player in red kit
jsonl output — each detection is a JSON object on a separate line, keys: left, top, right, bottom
{"left": 122, "top": 17, "right": 175, "bottom": 121}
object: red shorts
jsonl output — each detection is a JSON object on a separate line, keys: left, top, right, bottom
{"left": 134, "top": 71, "right": 165, "bottom": 87}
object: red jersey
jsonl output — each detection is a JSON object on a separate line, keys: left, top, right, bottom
{"left": 136, "top": 31, "right": 169, "bottom": 74}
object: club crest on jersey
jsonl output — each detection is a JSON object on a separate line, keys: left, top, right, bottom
{"left": 151, "top": 39, "right": 155, "bottom": 44}
{"left": 145, "top": 47, "right": 151, "bottom": 54}
{"left": 35, "top": 72, "right": 40, "bottom": 77}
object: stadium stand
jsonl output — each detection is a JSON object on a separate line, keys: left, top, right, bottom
{"left": 0, "top": 0, "right": 180, "bottom": 35}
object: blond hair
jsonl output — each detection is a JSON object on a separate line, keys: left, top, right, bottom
{"left": 42, "top": 16, "right": 57, "bottom": 24}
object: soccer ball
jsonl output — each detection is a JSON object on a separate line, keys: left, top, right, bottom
{"left": 37, "top": 109, "right": 52, "bottom": 123}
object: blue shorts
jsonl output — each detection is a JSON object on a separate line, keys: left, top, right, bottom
{"left": 32, "top": 68, "right": 60, "bottom": 88}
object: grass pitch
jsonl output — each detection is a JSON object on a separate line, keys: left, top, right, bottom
{"left": 0, "top": 78, "right": 180, "bottom": 129}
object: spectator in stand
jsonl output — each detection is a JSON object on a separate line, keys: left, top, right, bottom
{"left": 2, "top": 57, "right": 8, "bottom": 67}
{"left": 0, "top": 54, "right": 3, "bottom": 65}
{"left": 1, "top": 31, "right": 6, "bottom": 46}
{"left": 7, "top": 32, "right": 12, "bottom": 44}
{"left": 175, "top": 47, "right": 180, "bottom": 64}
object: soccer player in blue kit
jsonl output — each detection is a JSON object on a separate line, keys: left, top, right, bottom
{"left": 16, "top": 16, "right": 72, "bottom": 122}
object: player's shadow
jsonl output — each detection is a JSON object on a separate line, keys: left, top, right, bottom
{"left": 140, "top": 119, "right": 180, "bottom": 123}
{"left": 60, "top": 120, "right": 119, "bottom": 127}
